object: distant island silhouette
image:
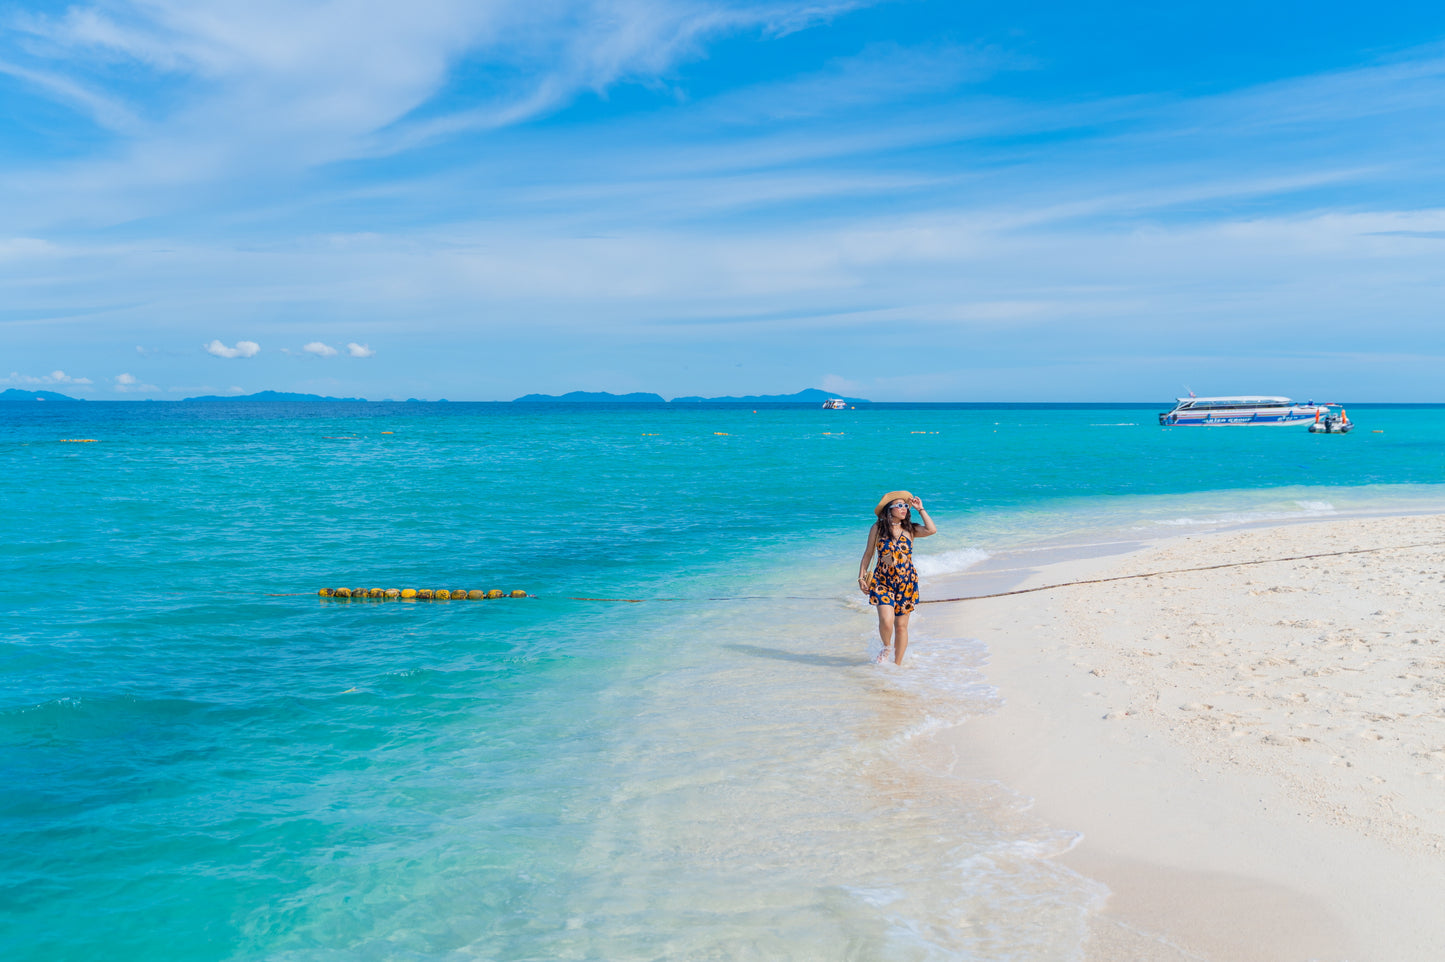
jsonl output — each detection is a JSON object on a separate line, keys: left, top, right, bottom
{"left": 1, "top": 388, "right": 82, "bottom": 401}
{"left": 515, "top": 388, "right": 870, "bottom": 404}
{"left": 513, "top": 391, "right": 666, "bottom": 403}
{"left": 670, "top": 388, "right": 869, "bottom": 404}
{"left": 183, "top": 390, "right": 368, "bottom": 402}
{"left": 5, "top": 387, "right": 870, "bottom": 404}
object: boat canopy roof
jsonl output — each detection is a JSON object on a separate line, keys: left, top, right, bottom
{"left": 1170, "top": 396, "right": 1294, "bottom": 410}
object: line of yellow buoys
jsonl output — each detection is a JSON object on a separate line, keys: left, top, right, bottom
{"left": 319, "top": 588, "right": 530, "bottom": 600}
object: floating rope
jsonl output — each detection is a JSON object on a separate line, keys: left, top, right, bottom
{"left": 266, "top": 540, "right": 1445, "bottom": 606}
{"left": 564, "top": 594, "right": 833, "bottom": 603}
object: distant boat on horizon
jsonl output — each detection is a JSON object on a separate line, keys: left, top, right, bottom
{"left": 822, "top": 398, "right": 847, "bottom": 409}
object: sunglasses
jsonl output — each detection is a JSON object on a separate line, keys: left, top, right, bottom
{"left": 887, "top": 502, "right": 907, "bottom": 509}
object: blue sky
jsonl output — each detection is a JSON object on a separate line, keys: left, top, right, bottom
{"left": 3, "top": 0, "right": 1445, "bottom": 401}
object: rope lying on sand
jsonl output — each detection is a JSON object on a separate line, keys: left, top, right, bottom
{"left": 566, "top": 539, "right": 1445, "bottom": 605}
{"left": 916, "top": 539, "right": 1445, "bottom": 605}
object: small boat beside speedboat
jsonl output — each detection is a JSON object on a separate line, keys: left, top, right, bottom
{"left": 1308, "top": 407, "right": 1353, "bottom": 433}
{"left": 1158, "top": 396, "right": 1325, "bottom": 427}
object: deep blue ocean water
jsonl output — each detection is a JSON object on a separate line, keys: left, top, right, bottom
{"left": 3, "top": 400, "right": 1444, "bottom": 960}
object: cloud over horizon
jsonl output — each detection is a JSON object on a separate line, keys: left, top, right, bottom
{"left": 204, "top": 340, "right": 261, "bottom": 359}
{"left": 113, "top": 372, "right": 157, "bottom": 392}
{"left": 3, "top": 370, "right": 93, "bottom": 385}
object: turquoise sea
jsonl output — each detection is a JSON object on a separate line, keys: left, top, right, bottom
{"left": 4, "top": 401, "right": 1445, "bottom": 961}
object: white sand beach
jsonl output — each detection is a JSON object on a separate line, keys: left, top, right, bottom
{"left": 930, "top": 514, "right": 1445, "bottom": 961}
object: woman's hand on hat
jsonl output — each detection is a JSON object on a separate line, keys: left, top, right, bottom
{"left": 907, "top": 495, "right": 923, "bottom": 510}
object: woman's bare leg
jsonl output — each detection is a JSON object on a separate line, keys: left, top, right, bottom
{"left": 875, "top": 605, "right": 895, "bottom": 660}
{"left": 893, "top": 612, "right": 911, "bottom": 665}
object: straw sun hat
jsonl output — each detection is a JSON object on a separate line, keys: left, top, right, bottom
{"left": 874, "top": 490, "right": 914, "bottom": 517}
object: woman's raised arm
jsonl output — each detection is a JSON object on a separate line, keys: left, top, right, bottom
{"left": 909, "top": 496, "right": 937, "bottom": 537}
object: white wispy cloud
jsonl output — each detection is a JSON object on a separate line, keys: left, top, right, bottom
{"left": 1, "top": 0, "right": 870, "bottom": 224}
{"left": 2, "top": 369, "right": 93, "bottom": 385}
{"left": 0, "top": 237, "right": 59, "bottom": 258}
{"left": 204, "top": 339, "right": 260, "bottom": 358}
{"left": 369, "top": 1, "right": 871, "bottom": 154}
{"left": 0, "top": 58, "right": 141, "bottom": 133}
{"left": 113, "top": 372, "right": 157, "bottom": 392}
{"left": 346, "top": 342, "right": 374, "bottom": 357}
{"left": 303, "top": 341, "right": 338, "bottom": 356}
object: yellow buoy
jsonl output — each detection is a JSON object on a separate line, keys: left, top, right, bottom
{"left": 317, "top": 585, "right": 528, "bottom": 601}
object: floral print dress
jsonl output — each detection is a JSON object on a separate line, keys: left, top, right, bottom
{"left": 869, "top": 532, "right": 919, "bottom": 614}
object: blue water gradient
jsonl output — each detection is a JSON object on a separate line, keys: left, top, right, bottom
{"left": 3, "top": 401, "right": 1443, "bottom": 959}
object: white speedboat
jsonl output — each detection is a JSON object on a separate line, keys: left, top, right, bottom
{"left": 822, "top": 398, "right": 847, "bottom": 409}
{"left": 1158, "top": 396, "right": 1325, "bottom": 426}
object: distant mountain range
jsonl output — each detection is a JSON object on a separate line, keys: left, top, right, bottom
{"left": 3, "top": 387, "right": 870, "bottom": 404}
{"left": 515, "top": 388, "right": 870, "bottom": 404}
{"left": 670, "top": 388, "right": 869, "bottom": 404}
{"left": 513, "top": 391, "right": 666, "bottom": 403}
{"left": 1, "top": 389, "right": 82, "bottom": 401}
{"left": 183, "top": 390, "right": 368, "bottom": 402}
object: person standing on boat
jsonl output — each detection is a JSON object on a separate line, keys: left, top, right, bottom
{"left": 858, "top": 491, "right": 936, "bottom": 665}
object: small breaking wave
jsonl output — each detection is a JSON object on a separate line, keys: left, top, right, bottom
{"left": 1149, "top": 499, "right": 1337, "bottom": 528}
{"left": 914, "top": 546, "right": 990, "bottom": 577}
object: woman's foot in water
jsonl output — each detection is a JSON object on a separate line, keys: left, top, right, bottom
{"left": 875, "top": 646, "right": 893, "bottom": 664}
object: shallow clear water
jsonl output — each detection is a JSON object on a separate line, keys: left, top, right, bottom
{"left": 3, "top": 401, "right": 1444, "bottom": 960}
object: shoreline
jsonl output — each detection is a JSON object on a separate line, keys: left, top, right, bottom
{"left": 924, "top": 513, "right": 1445, "bottom": 961}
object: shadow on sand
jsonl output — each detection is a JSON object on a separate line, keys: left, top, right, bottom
{"left": 724, "top": 643, "right": 861, "bottom": 667}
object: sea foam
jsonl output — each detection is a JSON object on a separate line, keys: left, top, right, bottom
{"left": 914, "top": 546, "right": 990, "bottom": 577}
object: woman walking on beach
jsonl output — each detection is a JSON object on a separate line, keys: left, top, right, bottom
{"left": 858, "top": 491, "right": 936, "bottom": 665}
